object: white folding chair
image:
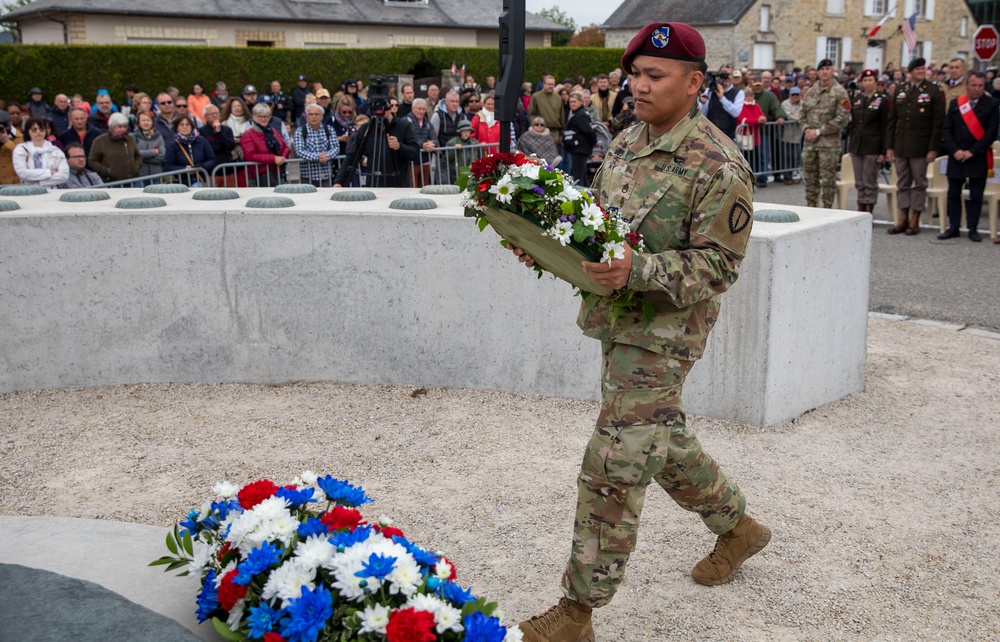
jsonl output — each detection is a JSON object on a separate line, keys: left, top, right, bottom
{"left": 835, "top": 154, "right": 854, "bottom": 210}
{"left": 877, "top": 163, "right": 897, "bottom": 222}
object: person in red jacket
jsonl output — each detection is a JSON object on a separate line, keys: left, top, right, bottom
{"left": 470, "top": 94, "right": 501, "bottom": 146}
{"left": 239, "top": 103, "right": 290, "bottom": 187}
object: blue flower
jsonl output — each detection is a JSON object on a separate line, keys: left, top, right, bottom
{"left": 355, "top": 552, "right": 397, "bottom": 581}
{"left": 532, "top": 186, "right": 545, "bottom": 195}
{"left": 179, "top": 510, "right": 201, "bottom": 536}
{"left": 330, "top": 524, "right": 372, "bottom": 549}
{"left": 426, "top": 576, "right": 442, "bottom": 591}
{"left": 461, "top": 611, "right": 507, "bottom": 642}
{"left": 390, "top": 535, "right": 438, "bottom": 568}
{"left": 442, "top": 580, "right": 477, "bottom": 606}
{"left": 297, "top": 517, "right": 328, "bottom": 539}
{"left": 276, "top": 486, "right": 317, "bottom": 507}
{"left": 234, "top": 541, "right": 284, "bottom": 586}
{"left": 212, "top": 499, "right": 242, "bottom": 521}
{"left": 195, "top": 569, "right": 220, "bottom": 623}
{"left": 246, "top": 602, "right": 285, "bottom": 639}
{"left": 279, "top": 584, "right": 335, "bottom": 642}
{"left": 316, "top": 476, "right": 372, "bottom": 507}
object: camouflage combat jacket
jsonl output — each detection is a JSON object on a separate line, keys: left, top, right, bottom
{"left": 801, "top": 80, "right": 851, "bottom": 148}
{"left": 578, "top": 105, "right": 755, "bottom": 362}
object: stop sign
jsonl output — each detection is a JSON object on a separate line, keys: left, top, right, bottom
{"left": 974, "top": 24, "right": 999, "bottom": 62}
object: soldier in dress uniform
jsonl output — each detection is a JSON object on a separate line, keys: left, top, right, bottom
{"left": 508, "top": 22, "right": 770, "bottom": 642}
{"left": 800, "top": 58, "right": 851, "bottom": 208}
{"left": 885, "top": 58, "right": 946, "bottom": 235}
{"left": 938, "top": 71, "right": 999, "bottom": 242}
{"left": 847, "top": 69, "right": 889, "bottom": 214}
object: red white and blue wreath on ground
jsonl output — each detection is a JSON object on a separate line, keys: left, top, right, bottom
{"left": 153, "top": 472, "right": 521, "bottom": 642}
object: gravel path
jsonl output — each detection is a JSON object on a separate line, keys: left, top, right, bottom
{"left": 2, "top": 317, "right": 998, "bottom": 641}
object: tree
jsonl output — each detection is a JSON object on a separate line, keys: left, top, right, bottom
{"left": 536, "top": 6, "right": 575, "bottom": 47}
{"left": 568, "top": 24, "right": 605, "bottom": 48}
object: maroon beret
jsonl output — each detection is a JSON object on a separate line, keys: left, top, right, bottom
{"left": 621, "top": 22, "right": 706, "bottom": 71}
{"left": 859, "top": 69, "right": 877, "bottom": 79}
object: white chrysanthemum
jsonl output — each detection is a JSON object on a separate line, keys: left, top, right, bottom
{"left": 270, "top": 513, "right": 300, "bottom": 546}
{"left": 294, "top": 535, "right": 335, "bottom": 569}
{"left": 386, "top": 554, "right": 422, "bottom": 596}
{"left": 406, "top": 594, "right": 463, "bottom": 634}
{"left": 459, "top": 192, "right": 476, "bottom": 210}
{"left": 489, "top": 174, "right": 516, "bottom": 204}
{"left": 504, "top": 625, "right": 525, "bottom": 642}
{"left": 261, "top": 558, "right": 317, "bottom": 607}
{"left": 559, "top": 184, "right": 582, "bottom": 203}
{"left": 212, "top": 481, "right": 239, "bottom": 499}
{"left": 227, "top": 598, "right": 245, "bottom": 631}
{"left": 511, "top": 163, "right": 540, "bottom": 180}
{"left": 358, "top": 603, "right": 392, "bottom": 635}
{"left": 579, "top": 203, "right": 604, "bottom": 229}
{"left": 378, "top": 515, "right": 394, "bottom": 527}
{"left": 253, "top": 496, "right": 292, "bottom": 522}
{"left": 433, "top": 559, "right": 453, "bottom": 580}
{"left": 600, "top": 241, "right": 626, "bottom": 264}
{"left": 548, "top": 220, "right": 573, "bottom": 246}
{"left": 187, "top": 540, "right": 214, "bottom": 575}
{"left": 196, "top": 499, "right": 213, "bottom": 521}
{"left": 300, "top": 470, "right": 318, "bottom": 485}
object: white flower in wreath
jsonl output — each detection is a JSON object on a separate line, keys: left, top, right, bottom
{"left": 358, "top": 603, "right": 392, "bottom": 635}
{"left": 549, "top": 220, "right": 574, "bottom": 246}
{"left": 505, "top": 626, "right": 526, "bottom": 642}
{"left": 489, "top": 174, "right": 516, "bottom": 204}
{"left": 212, "top": 481, "right": 239, "bottom": 499}
{"left": 600, "top": 240, "right": 626, "bottom": 264}
{"left": 511, "top": 163, "right": 540, "bottom": 180}
{"left": 579, "top": 203, "right": 604, "bottom": 229}
{"left": 558, "top": 183, "right": 582, "bottom": 203}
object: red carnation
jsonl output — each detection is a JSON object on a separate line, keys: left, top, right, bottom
{"left": 470, "top": 155, "right": 500, "bottom": 178}
{"left": 237, "top": 479, "right": 279, "bottom": 510}
{"left": 386, "top": 608, "right": 437, "bottom": 642}
{"left": 478, "top": 181, "right": 491, "bottom": 193}
{"left": 321, "top": 505, "right": 365, "bottom": 531}
{"left": 218, "top": 568, "right": 248, "bottom": 611}
{"left": 264, "top": 634, "right": 286, "bottom": 642}
{"left": 374, "top": 524, "right": 406, "bottom": 539}
{"left": 217, "top": 541, "right": 233, "bottom": 562}
{"left": 434, "top": 556, "right": 458, "bottom": 580}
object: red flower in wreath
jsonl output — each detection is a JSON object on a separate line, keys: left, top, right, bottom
{"left": 321, "top": 505, "right": 365, "bottom": 531}
{"left": 237, "top": 479, "right": 279, "bottom": 510}
{"left": 374, "top": 524, "right": 406, "bottom": 539}
{"left": 386, "top": 608, "right": 437, "bottom": 642}
{"left": 264, "top": 633, "right": 286, "bottom": 642}
{"left": 433, "top": 555, "right": 458, "bottom": 580}
{"left": 470, "top": 155, "right": 500, "bottom": 178}
{"left": 218, "top": 568, "right": 248, "bottom": 611}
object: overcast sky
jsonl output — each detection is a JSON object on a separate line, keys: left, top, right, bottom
{"left": 524, "top": 0, "right": 619, "bottom": 30}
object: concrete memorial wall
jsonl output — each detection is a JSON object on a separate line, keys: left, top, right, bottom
{"left": 0, "top": 188, "right": 870, "bottom": 426}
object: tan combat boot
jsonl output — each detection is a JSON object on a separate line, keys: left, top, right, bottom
{"left": 691, "top": 514, "right": 771, "bottom": 586}
{"left": 904, "top": 211, "right": 921, "bottom": 235}
{"left": 887, "top": 209, "right": 908, "bottom": 234}
{"left": 519, "top": 597, "right": 595, "bottom": 642}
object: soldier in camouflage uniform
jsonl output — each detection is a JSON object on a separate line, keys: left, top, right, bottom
{"left": 510, "top": 22, "right": 771, "bottom": 642}
{"left": 800, "top": 58, "right": 851, "bottom": 208}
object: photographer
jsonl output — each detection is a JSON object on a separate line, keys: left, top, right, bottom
{"left": 334, "top": 83, "right": 418, "bottom": 188}
{"left": 698, "top": 68, "right": 744, "bottom": 141}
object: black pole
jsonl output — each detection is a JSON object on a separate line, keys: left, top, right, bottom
{"left": 497, "top": 0, "right": 526, "bottom": 153}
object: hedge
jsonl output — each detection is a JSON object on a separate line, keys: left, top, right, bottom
{"left": 0, "top": 44, "right": 626, "bottom": 102}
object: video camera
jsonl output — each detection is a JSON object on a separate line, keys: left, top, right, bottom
{"left": 705, "top": 70, "right": 729, "bottom": 92}
{"left": 367, "top": 74, "right": 400, "bottom": 117}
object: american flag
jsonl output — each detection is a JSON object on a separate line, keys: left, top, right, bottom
{"left": 902, "top": 12, "right": 918, "bottom": 54}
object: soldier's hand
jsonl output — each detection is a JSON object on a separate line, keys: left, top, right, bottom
{"left": 582, "top": 243, "right": 632, "bottom": 291}
{"left": 509, "top": 243, "right": 535, "bottom": 268}
{"left": 926, "top": 150, "right": 938, "bottom": 164}
{"left": 885, "top": 149, "right": 895, "bottom": 163}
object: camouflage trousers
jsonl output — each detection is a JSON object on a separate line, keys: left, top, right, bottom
{"left": 560, "top": 342, "right": 746, "bottom": 608}
{"left": 802, "top": 146, "right": 841, "bottom": 208}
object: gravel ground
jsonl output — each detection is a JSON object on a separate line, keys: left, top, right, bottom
{"left": 2, "top": 317, "right": 999, "bottom": 640}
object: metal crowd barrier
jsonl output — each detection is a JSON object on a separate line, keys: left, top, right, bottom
{"left": 734, "top": 120, "right": 806, "bottom": 183}
{"left": 419, "top": 143, "right": 500, "bottom": 186}
{"left": 82, "top": 167, "right": 211, "bottom": 189}
{"left": 211, "top": 156, "right": 348, "bottom": 188}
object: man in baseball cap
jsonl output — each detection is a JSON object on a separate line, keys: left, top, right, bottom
{"left": 514, "top": 21, "right": 767, "bottom": 642}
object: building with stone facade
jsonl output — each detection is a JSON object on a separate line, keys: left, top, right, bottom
{"left": 2, "top": 0, "right": 567, "bottom": 48}
{"left": 603, "top": 0, "right": 983, "bottom": 73}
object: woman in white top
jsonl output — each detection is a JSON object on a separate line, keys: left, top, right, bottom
{"left": 13, "top": 116, "right": 68, "bottom": 187}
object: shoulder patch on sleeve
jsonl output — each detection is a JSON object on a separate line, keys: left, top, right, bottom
{"left": 703, "top": 180, "right": 754, "bottom": 256}
{"left": 842, "top": 99, "right": 851, "bottom": 110}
